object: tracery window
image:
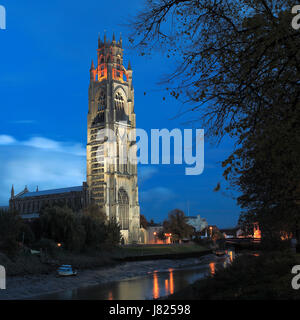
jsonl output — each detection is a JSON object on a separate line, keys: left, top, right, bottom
{"left": 98, "top": 91, "right": 106, "bottom": 111}
{"left": 118, "top": 188, "right": 129, "bottom": 230}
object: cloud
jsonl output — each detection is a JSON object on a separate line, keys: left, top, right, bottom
{"left": 0, "top": 135, "right": 86, "bottom": 205}
{"left": 23, "top": 137, "right": 61, "bottom": 150}
{"left": 0, "top": 135, "right": 17, "bottom": 145}
{"left": 138, "top": 166, "right": 159, "bottom": 184}
{"left": 0, "top": 135, "right": 85, "bottom": 156}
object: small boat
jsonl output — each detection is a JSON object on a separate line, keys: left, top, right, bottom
{"left": 214, "top": 250, "right": 226, "bottom": 257}
{"left": 57, "top": 265, "right": 77, "bottom": 277}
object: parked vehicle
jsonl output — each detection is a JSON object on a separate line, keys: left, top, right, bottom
{"left": 57, "top": 265, "right": 77, "bottom": 277}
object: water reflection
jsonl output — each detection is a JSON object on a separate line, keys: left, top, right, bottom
{"left": 169, "top": 268, "right": 174, "bottom": 295}
{"left": 165, "top": 279, "right": 169, "bottom": 295}
{"left": 153, "top": 271, "right": 159, "bottom": 299}
{"left": 209, "top": 262, "right": 216, "bottom": 276}
{"left": 108, "top": 291, "right": 113, "bottom": 300}
{"left": 34, "top": 254, "right": 234, "bottom": 300}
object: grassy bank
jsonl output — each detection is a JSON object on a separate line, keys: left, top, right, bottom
{"left": 168, "top": 250, "right": 300, "bottom": 300}
{"left": 0, "top": 249, "right": 116, "bottom": 276}
{"left": 0, "top": 243, "right": 210, "bottom": 277}
{"left": 114, "top": 244, "right": 210, "bottom": 259}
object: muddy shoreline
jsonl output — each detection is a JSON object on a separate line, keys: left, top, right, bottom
{"left": 0, "top": 254, "right": 216, "bottom": 300}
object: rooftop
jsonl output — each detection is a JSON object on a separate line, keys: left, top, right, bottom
{"left": 17, "top": 186, "right": 83, "bottom": 199}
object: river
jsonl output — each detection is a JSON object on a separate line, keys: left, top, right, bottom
{"left": 33, "top": 250, "right": 235, "bottom": 300}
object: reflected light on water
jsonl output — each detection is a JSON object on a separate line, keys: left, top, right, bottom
{"left": 153, "top": 271, "right": 159, "bottom": 299}
{"left": 108, "top": 291, "right": 113, "bottom": 300}
{"left": 229, "top": 251, "right": 233, "bottom": 262}
{"left": 165, "top": 279, "right": 169, "bottom": 296}
{"left": 209, "top": 262, "right": 216, "bottom": 276}
{"left": 169, "top": 269, "right": 174, "bottom": 294}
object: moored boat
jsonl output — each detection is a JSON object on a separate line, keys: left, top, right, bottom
{"left": 57, "top": 265, "right": 77, "bottom": 277}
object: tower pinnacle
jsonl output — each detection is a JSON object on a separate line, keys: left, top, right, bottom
{"left": 90, "top": 60, "right": 95, "bottom": 70}
{"left": 93, "top": 34, "right": 126, "bottom": 83}
{"left": 11, "top": 185, "right": 14, "bottom": 198}
{"left": 119, "top": 33, "right": 122, "bottom": 47}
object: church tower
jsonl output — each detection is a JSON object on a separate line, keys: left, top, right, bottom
{"left": 87, "top": 34, "right": 140, "bottom": 244}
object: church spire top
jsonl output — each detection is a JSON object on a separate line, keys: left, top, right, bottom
{"left": 119, "top": 33, "right": 123, "bottom": 47}
{"left": 11, "top": 185, "right": 14, "bottom": 198}
{"left": 98, "top": 34, "right": 102, "bottom": 48}
{"left": 93, "top": 34, "right": 127, "bottom": 83}
{"left": 90, "top": 59, "right": 95, "bottom": 70}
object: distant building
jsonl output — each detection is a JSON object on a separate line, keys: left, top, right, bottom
{"left": 187, "top": 215, "right": 208, "bottom": 232}
{"left": 236, "top": 228, "right": 245, "bottom": 238}
{"left": 9, "top": 184, "right": 90, "bottom": 219}
{"left": 200, "top": 225, "right": 220, "bottom": 238}
{"left": 220, "top": 227, "right": 239, "bottom": 239}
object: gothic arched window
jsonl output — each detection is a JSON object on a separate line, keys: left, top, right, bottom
{"left": 98, "top": 91, "right": 106, "bottom": 112}
{"left": 118, "top": 188, "right": 129, "bottom": 230}
{"left": 115, "top": 92, "right": 124, "bottom": 108}
{"left": 115, "top": 91, "right": 129, "bottom": 122}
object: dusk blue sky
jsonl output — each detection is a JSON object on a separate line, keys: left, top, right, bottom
{"left": 0, "top": 0, "right": 240, "bottom": 228}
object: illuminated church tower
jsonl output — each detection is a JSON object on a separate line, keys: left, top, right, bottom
{"left": 87, "top": 34, "right": 140, "bottom": 243}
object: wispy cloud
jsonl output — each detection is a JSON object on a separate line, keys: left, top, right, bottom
{"left": 0, "top": 135, "right": 86, "bottom": 204}
{"left": 0, "top": 135, "right": 17, "bottom": 145}
{"left": 138, "top": 166, "right": 159, "bottom": 184}
{"left": 0, "top": 135, "right": 85, "bottom": 156}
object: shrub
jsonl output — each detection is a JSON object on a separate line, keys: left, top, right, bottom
{"left": 0, "top": 209, "right": 23, "bottom": 257}
{"left": 105, "top": 217, "right": 122, "bottom": 245}
{"left": 33, "top": 238, "right": 58, "bottom": 255}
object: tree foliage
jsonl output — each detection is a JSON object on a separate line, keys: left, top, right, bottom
{"left": 130, "top": 0, "right": 300, "bottom": 241}
{"left": 105, "top": 217, "right": 122, "bottom": 245}
{"left": 83, "top": 204, "right": 107, "bottom": 223}
{"left": 40, "top": 205, "right": 122, "bottom": 251}
{"left": 140, "top": 214, "right": 149, "bottom": 229}
{"left": 163, "top": 209, "right": 194, "bottom": 241}
{"left": 0, "top": 209, "right": 23, "bottom": 256}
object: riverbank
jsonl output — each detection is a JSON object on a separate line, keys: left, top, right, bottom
{"left": 116, "top": 244, "right": 212, "bottom": 261}
{"left": 167, "top": 250, "right": 300, "bottom": 300}
{"left": 0, "top": 255, "right": 214, "bottom": 300}
{"left": 0, "top": 244, "right": 210, "bottom": 277}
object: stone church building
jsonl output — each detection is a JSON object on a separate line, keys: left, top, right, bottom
{"left": 9, "top": 35, "right": 141, "bottom": 244}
